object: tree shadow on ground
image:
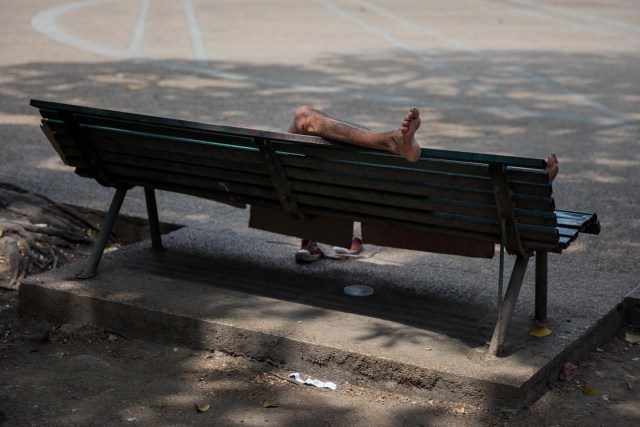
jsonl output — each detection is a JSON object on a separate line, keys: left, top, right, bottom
{"left": 1, "top": 49, "right": 639, "bottom": 423}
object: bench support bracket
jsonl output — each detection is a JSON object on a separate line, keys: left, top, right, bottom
{"left": 77, "top": 187, "right": 128, "bottom": 279}
{"left": 257, "top": 138, "right": 304, "bottom": 219}
{"left": 144, "top": 187, "right": 163, "bottom": 251}
{"left": 487, "top": 253, "right": 531, "bottom": 358}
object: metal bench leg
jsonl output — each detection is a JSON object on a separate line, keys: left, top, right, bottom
{"left": 77, "top": 188, "right": 128, "bottom": 279}
{"left": 144, "top": 187, "right": 163, "bottom": 250}
{"left": 487, "top": 254, "right": 531, "bottom": 357}
{"left": 535, "top": 251, "right": 548, "bottom": 321}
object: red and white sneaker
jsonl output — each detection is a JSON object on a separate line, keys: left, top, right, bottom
{"left": 333, "top": 236, "right": 363, "bottom": 255}
{"left": 295, "top": 240, "right": 323, "bottom": 262}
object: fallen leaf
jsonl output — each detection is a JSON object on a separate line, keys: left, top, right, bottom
{"left": 453, "top": 406, "right": 465, "bottom": 415}
{"left": 530, "top": 325, "right": 552, "bottom": 337}
{"left": 624, "top": 332, "right": 640, "bottom": 344}
{"left": 261, "top": 399, "right": 278, "bottom": 408}
{"left": 580, "top": 384, "right": 596, "bottom": 396}
{"left": 0, "top": 228, "right": 3, "bottom": 237}
{"left": 126, "top": 84, "right": 145, "bottom": 91}
{"left": 194, "top": 404, "right": 210, "bottom": 412}
{"left": 85, "top": 229, "right": 95, "bottom": 237}
{"left": 34, "top": 223, "right": 48, "bottom": 228}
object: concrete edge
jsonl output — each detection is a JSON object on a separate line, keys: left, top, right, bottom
{"left": 519, "top": 303, "right": 626, "bottom": 409}
{"left": 623, "top": 283, "right": 640, "bottom": 326}
{"left": 19, "top": 280, "right": 529, "bottom": 408}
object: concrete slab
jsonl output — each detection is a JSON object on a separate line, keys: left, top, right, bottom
{"left": 20, "top": 225, "right": 626, "bottom": 410}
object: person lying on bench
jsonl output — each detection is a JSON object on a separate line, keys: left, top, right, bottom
{"left": 287, "top": 105, "right": 559, "bottom": 262}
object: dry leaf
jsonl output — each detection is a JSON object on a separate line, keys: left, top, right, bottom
{"left": 0, "top": 228, "right": 3, "bottom": 238}
{"left": 624, "top": 332, "right": 640, "bottom": 344}
{"left": 126, "top": 84, "right": 145, "bottom": 91}
{"left": 261, "top": 399, "right": 278, "bottom": 408}
{"left": 194, "top": 404, "right": 210, "bottom": 412}
{"left": 530, "top": 325, "right": 552, "bottom": 337}
{"left": 85, "top": 229, "right": 95, "bottom": 237}
{"left": 34, "top": 223, "right": 48, "bottom": 228}
{"left": 580, "top": 384, "right": 596, "bottom": 396}
{"left": 453, "top": 406, "right": 465, "bottom": 415}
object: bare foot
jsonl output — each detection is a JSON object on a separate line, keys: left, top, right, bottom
{"left": 547, "top": 153, "right": 559, "bottom": 183}
{"left": 391, "top": 108, "right": 422, "bottom": 162}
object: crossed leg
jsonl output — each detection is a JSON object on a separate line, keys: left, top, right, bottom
{"left": 288, "top": 106, "right": 422, "bottom": 162}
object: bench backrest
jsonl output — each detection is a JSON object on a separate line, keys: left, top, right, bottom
{"left": 31, "top": 99, "right": 597, "bottom": 256}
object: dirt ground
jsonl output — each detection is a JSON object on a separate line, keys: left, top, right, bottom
{"left": 1, "top": 287, "right": 639, "bottom": 427}
{"left": 0, "top": 186, "right": 639, "bottom": 426}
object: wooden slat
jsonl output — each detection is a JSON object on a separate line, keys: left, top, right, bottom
{"left": 106, "top": 165, "right": 278, "bottom": 202}
{"left": 99, "top": 152, "right": 271, "bottom": 188}
{"left": 281, "top": 156, "right": 493, "bottom": 191}
{"left": 83, "top": 126, "right": 263, "bottom": 162}
{"left": 78, "top": 116, "right": 258, "bottom": 150}
{"left": 285, "top": 167, "right": 495, "bottom": 204}
{"left": 271, "top": 138, "right": 547, "bottom": 169}
{"left": 113, "top": 176, "right": 281, "bottom": 209}
{"left": 295, "top": 194, "right": 501, "bottom": 235}
{"left": 273, "top": 140, "right": 491, "bottom": 176}
{"left": 291, "top": 180, "right": 497, "bottom": 219}
{"left": 301, "top": 205, "right": 500, "bottom": 244}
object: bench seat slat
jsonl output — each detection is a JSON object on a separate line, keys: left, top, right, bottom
{"left": 555, "top": 210, "right": 600, "bottom": 234}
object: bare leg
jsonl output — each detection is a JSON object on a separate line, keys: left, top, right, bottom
{"left": 288, "top": 106, "right": 422, "bottom": 162}
{"left": 547, "top": 154, "right": 559, "bottom": 183}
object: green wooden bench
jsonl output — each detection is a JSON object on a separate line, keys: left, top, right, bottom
{"left": 30, "top": 99, "right": 600, "bottom": 357}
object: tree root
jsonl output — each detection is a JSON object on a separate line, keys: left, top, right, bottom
{"left": 0, "top": 184, "right": 98, "bottom": 290}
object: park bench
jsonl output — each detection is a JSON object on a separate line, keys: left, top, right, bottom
{"left": 30, "top": 99, "right": 600, "bottom": 357}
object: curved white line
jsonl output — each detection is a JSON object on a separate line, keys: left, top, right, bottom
{"left": 28, "top": 1, "right": 631, "bottom": 126}
{"left": 31, "top": 0, "right": 135, "bottom": 59}
{"left": 183, "top": 0, "right": 208, "bottom": 64}
{"left": 129, "top": 0, "right": 150, "bottom": 55}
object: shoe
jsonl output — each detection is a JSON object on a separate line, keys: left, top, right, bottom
{"left": 295, "top": 240, "right": 323, "bottom": 262}
{"left": 333, "top": 236, "right": 363, "bottom": 255}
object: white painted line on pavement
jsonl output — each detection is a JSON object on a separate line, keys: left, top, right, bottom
{"left": 470, "top": 0, "right": 639, "bottom": 44}
{"left": 312, "top": 0, "right": 531, "bottom": 117}
{"left": 28, "top": 0, "right": 634, "bottom": 126}
{"left": 350, "top": 0, "right": 634, "bottom": 125}
{"left": 31, "top": 0, "right": 133, "bottom": 59}
{"left": 183, "top": 0, "right": 209, "bottom": 65}
{"left": 512, "top": 0, "right": 640, "bottom": 34}
{"left": 129, "top": 0, "right": 150, "bottom": 55}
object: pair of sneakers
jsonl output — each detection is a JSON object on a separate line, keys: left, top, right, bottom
{"left": 295, "top": 236, "right": 363, "bottom": 262}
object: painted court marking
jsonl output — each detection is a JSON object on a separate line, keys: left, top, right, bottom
{"left": 29, "top": 0, "right": 636, "bottom": 126}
